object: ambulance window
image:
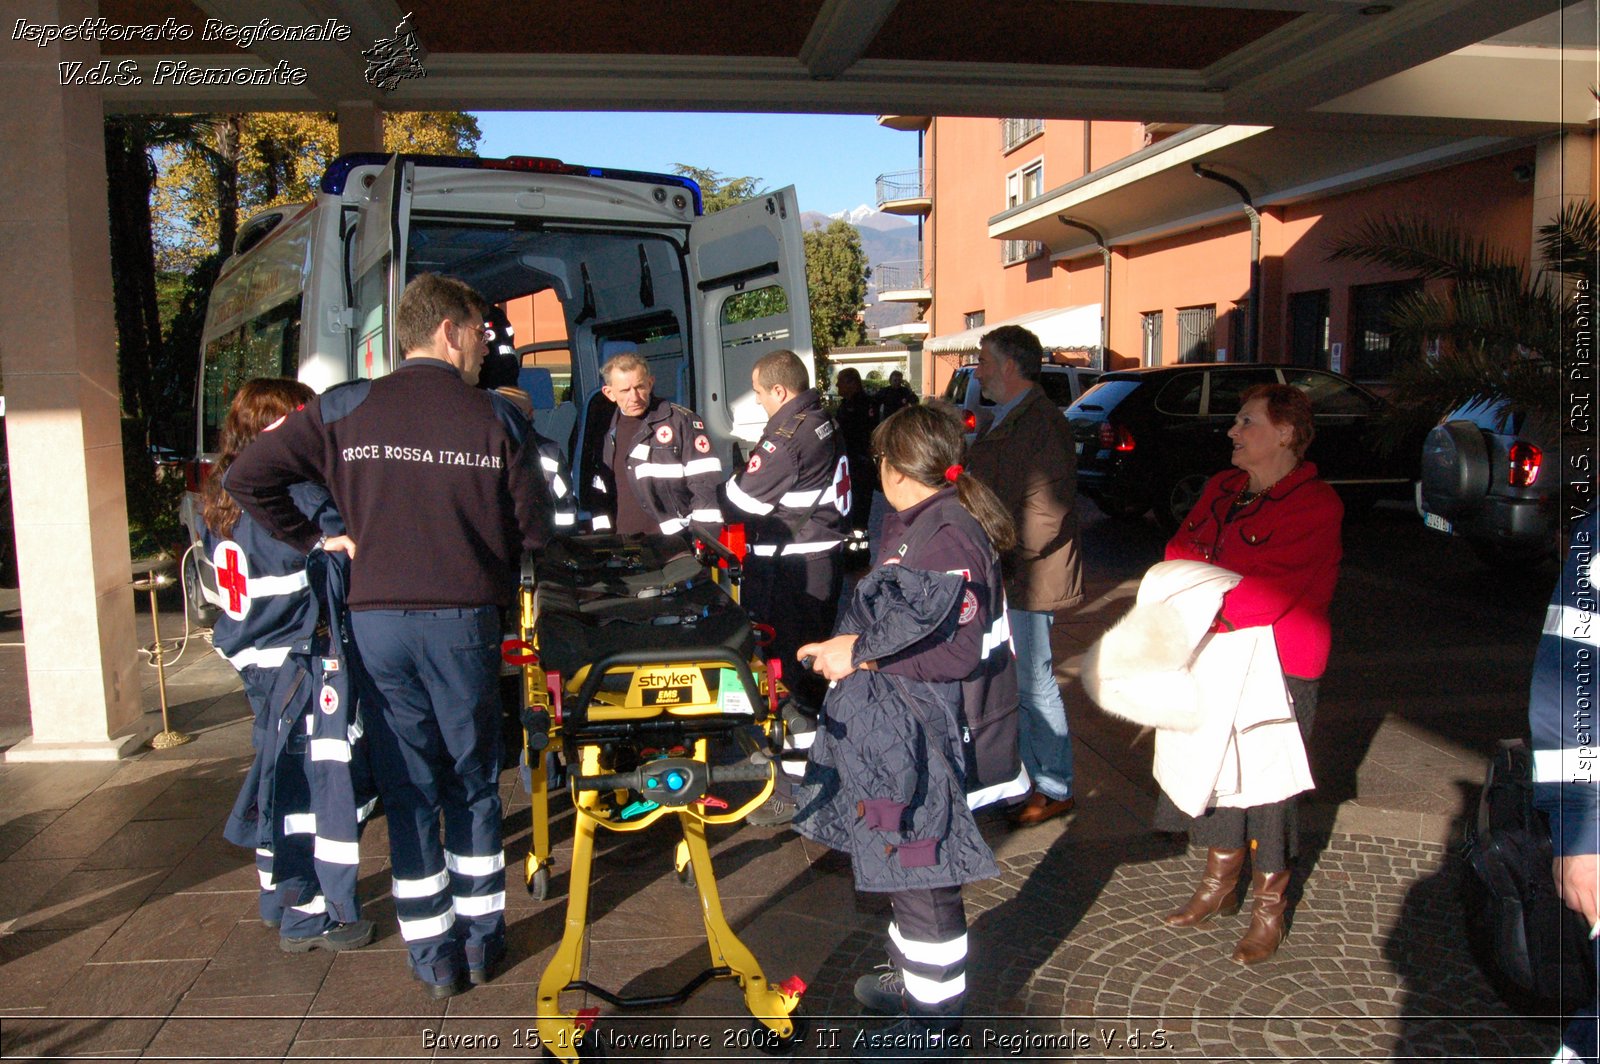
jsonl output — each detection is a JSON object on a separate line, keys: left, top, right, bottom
{"left": 718, "top": 285, "right": 791, "bottom": 400}
{"left": 200, "top": 296, "right": 301, "bottom": 453}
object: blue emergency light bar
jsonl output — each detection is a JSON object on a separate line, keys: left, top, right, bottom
{"left": 320, "top": 153, "right": 704, "bottom": 214}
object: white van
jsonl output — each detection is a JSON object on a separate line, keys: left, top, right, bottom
{"left": 180, "top": 152, "right": 812, "bottom": 616}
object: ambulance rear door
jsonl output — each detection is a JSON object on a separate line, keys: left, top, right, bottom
{"left": 347, "top": 154, "right": 414, "bottom": 380}
{"left": 687, "top": 186, "right": 813, "bottom": 445}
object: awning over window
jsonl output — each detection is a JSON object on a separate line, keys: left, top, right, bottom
{"left": 925, "top": 304, "right": 1101, "bottom": 355}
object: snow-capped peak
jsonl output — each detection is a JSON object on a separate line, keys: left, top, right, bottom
{"left": 825, "top": 204, "right": 913, "bottom": 231}
{"left": 828, "top": 204, "right": 879, "bottom": 226}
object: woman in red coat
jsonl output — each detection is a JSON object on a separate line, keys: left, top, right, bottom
{"left": 1156, "top": 383, "right": 1343, "bottom": 965}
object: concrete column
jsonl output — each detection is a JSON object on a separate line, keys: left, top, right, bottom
{"left": 0, "top": 0, "right": 147, "bottom": 760}
{"left": 1532, "top": 130, "right": 1595, "bottom": 269}
{"left": 337, "top": 102, "right": 385, "bottom": 155}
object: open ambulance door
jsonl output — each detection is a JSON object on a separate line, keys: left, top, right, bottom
{"left": 688, "top": 186, "right": 813, "bottom": 446}
{"left": 347, "top": 155, "right": 413, "bottom": 380}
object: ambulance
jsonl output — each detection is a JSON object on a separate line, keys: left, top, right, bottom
{"left": 180, "top": 152, "right": 812, "bottom": 617}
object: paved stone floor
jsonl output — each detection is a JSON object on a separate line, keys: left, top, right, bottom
{"left": 0, "top": 515, "right": 1579, "bottom": 1061}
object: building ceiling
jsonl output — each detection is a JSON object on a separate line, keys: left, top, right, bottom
{"left": 95, "top": 0, "right": 1584, "bottom": 131}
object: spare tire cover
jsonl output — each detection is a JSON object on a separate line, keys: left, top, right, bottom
{"left": 1419, "top": 420, "right": 1489, "bottom": 517}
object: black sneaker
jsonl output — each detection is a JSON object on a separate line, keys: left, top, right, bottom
{"left": 467, "top": 947, "right": 505, "bottom": 986}
{"left": 745, "top": 793, "right": 797, "bottom": 827}
{"left": 279, "top": 919, "right": 375, "bottom": 954}
{"left": 418, "top": 974, "right": 467, "bottom": 1000}
{"left": 853, "top": 962, "right": 906, "bottom": 1013}
{"left": 853, "top": 1016, "right": 964, "bottom": 1060}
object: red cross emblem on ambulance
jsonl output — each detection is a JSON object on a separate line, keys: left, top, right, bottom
{"left": 212, "top": 541, "right": 253, "bottom": 621}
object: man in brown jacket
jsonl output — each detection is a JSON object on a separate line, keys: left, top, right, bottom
{"left": 965, "top": 325, "right": 1085, "bottom": 826}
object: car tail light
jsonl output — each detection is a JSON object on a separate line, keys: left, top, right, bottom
{"left": 1507, "top": 441, "right": 1542, "bottom": 487}
{"left": 963, "top": 410, "right": 977, "bottom": 433}
{"left": 184, "top": 459, "right": 214, "bottom": 494}
{"left": 1099, "top": 422, "right": 1135, "bottom": 452}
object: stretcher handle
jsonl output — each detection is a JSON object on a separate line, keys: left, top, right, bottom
{"left": 571, "top": 759, "right": 774, "bottom": 794}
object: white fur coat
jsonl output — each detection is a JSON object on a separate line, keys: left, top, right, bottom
{"left": 1081, "top": 560, "right": 1314, "bottom": 817}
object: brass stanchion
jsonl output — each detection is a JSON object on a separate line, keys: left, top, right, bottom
{"left": 134, "top": 563, "right": 191, "bottom": 750}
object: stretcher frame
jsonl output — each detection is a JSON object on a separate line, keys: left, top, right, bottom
{"left": 512, "top": 538, "right": 803, "bottom": 1061}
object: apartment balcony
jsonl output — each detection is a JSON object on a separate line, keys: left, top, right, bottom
{"left": 873, "top": 259, "right": 931, "bottom": 304}
{"left": 877, "top": 322, "right": 931, "bottom": 342}
{"left": 878, "top": 115, "right": 931, "bottom": 132}
{"left": 1001, "top": 239, "right": 1046, "bottom": 266}
{"left": 875, "top": 168, "right": 932, "bottom": 216}
{"left": 1001, "top": 118, "right": 1044, "bottom": 153}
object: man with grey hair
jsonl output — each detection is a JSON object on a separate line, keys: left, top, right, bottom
{"left": 965, "top": 324, "right": 1083, "bottom": 825}
{"left": 585, "top": 351, "right": 723, "bottom": 537}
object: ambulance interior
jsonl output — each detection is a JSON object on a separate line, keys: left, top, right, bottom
{"left": 402, "top": 216, "right": 789, "bottom": 486}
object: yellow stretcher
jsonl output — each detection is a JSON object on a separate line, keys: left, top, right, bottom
{"left": 510, "top": 534, "right": 804, "bottom": 1061}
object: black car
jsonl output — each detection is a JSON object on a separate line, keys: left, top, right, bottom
{"left": 1066, "top": 363, "right": 1419, "bottom": 531}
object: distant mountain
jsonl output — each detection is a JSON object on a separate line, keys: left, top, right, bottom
{"left": 800, "top": 208, "right": 924, "bottom": 334}
{"left": 801, "top": 206, "right": 914, "bottom": 233}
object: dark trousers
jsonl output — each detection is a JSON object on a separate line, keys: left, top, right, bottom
{"left": 888, "top": 886, "right": 968, "bottom": 1025}
{"left": 351, "top": 607, "right": 506, "bottom": 984}
{"left": 742, "top": 549, "right": 842, "bottom": 713}
{"left": 1154, "top": 676, "right": 1319, "bottom": 874}
{"left": 238, "top": 664, "right": 350, "bottom": 938}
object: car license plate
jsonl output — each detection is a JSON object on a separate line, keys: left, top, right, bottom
{"left": 626, "top": 666, "right": 710, "bottom": 709}
{"left": 1422, "top": 511, "right": 1453, "bottom": 534}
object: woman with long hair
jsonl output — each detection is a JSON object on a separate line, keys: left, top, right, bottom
{"left": 207, "top": 378, "right": 374, "bottom": 955}
{"left": 793, "top": 404, "right": 1021, "bottom": 1058}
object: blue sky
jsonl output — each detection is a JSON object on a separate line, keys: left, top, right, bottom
{"left": 473, "top": 111, "right": 918, "bottom": 218}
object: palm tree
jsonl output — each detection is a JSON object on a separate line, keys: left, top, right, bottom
{"left": 1326, "top": 199, "right": 1597, "bottom": 437}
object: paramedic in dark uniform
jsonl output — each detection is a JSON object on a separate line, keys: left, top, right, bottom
{"left": 226, "top": 273, "right": 554, "bottom": 1000}
{"left": 723, "top": 349, "right": 848, "bottom": 825}
{"left": 475, "top": 305, "right": 578, "bottom": 534}
{"left": 585, "top": 351, "right": 723, "bottom": 538}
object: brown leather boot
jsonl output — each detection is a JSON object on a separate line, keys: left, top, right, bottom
{"left": 1162, "top": 847, "right": 1246, "bottom": 927}
{"left": 1231, "top": 869, "right": 1291, "bottom": 964}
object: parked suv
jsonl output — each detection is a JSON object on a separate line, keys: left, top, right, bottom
{"left": 943, "top": 363, "right": 1099, "bottom": 437}
{"left": 1066, "top": 363, "right": 1419, "bottom": 531}
{"left": 1417, "top": 399, "right": 1560, "bottom": 570}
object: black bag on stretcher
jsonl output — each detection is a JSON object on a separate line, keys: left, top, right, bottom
{"left": 531, "top": 533, "right": 755, "bottom": 682}
{"left": 1459, "top": 738, "right": 1597, "bottom": 1012}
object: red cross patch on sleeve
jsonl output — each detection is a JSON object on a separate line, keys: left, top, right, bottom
{"left": 694, "top": 435, "right": 711, "bottom": 454}
{"left": 746, "top": 454, "right": 763, "bottom": 474}
{"left": 958, "top": 590, "right": 980, "bottom": 625}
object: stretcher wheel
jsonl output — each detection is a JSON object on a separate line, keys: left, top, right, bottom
{"left": 529, "top": 865, "right": 551, "bottom": 901}
{"left": 751, "top": 1009, "right": 807, "bottom": 1056}
{"left": 674, "top": 861, "right": 696, "bottom": 888}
